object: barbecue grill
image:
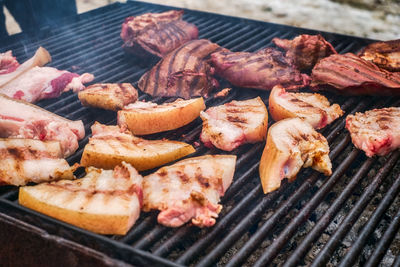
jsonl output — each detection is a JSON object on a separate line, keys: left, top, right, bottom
{"left": 1, "top": 1, "right": 399, "bottom": 266}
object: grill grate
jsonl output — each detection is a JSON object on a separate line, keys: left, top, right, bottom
{"left": 1, "top": 1, "right": 399, "bottom": 266}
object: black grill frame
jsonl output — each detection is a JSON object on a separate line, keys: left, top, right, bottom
{"left": 1, "top": 1, "right": 400, "bottom": 266}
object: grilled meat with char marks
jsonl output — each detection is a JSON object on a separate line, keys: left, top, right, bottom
{"left": 0, "top": 138, "right": 76, "bottom": 186}
{"left": 259, "top": 118, "right": 332, "bottom": 193}
{"left": 200, "top": 97, "right": 268, "bottom": 151}
{"left": 311, "top": 53, "right": 400, "bottom": 95}
{"left": 143, "top": 155, "right": 236, "bottom": 227}
{"left": 138, "top": 39, "right": 222, "bottom": 98}
{"left": 0, "top": 94, "right": 85, "bottom": 157}
{"left": 269, "top": 85, "right": 343, "bottom": 129}
{"left": 346, "top": 107, "right": 400, "bottom": 157}
{"left": 78, "top": 83, "right": 138, "bottom": 111}
{"left": 211, "top": 48, "right": 310, "bottom": 91}
{"left": 358, "top": 39, "right": 400, "bottom": 72}
{"left": 121, "top": 10, "right": 198, "bottom": 58}
{"left": 273, "top": 34, "right": 337, "bottom": 71}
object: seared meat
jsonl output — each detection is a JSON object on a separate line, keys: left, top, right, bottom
{"left": 211, "top": 48, "right": 310, "bottom": 90}
{"left": 0, "top": 138, "right": 76, "bottom": 186}
{"left": 259, "top": 118, "right": 332, "bottom": 193}
{"left": 78, "top": 83, "right": 138, "bottom": 111}
{"left": 0, "top": 66, "right": 94, "bottom": 103}
{"left": 19, "top": 162, "right": 143, "bottom": 235}
{"left": 0, "top": 51, "right": 19, "bottom": 74}
{"left": 143, "top": 155, "right": 236, "bottom": 227}
{"left": 138, "top": 39, "right": 221, "bottom": 98}
{"left": 121, "top": 10, "right": 198, "bottom": 58}
{"left": 200, "top": 97, "right": 268, "bottom": 151}
{"left": 311, "top": 53, "right": 400, "bottom": 95}
{"left": 81, "top": 122, "right": 195, "bottom": 171}
{"left": 0, "top": 94, "right": 85, "bottom": 157}
{"left": 0, "top": 47, "right": 51, "bottom": 88}
{"left": 359, "top": 39, "right": 400, "bottom": 72}
{"left": 269, "top": 85, "right": 343, "bottom": 129}
{"left": 273, "top": 34, "right": 337, "bottom": 71}
{"left": 346, "top": 107, "right": 400, "bottom": 157}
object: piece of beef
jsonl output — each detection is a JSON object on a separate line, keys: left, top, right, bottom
{"left": 121, "top": 10, "right": 198, "bottom": 58}
{"left": 273, "top": 34, "right": 337, "bottom": 71}
{"left": 358, "top": 39, "right": 400, "bottom": 72}
{"left": 311, "top": 53, "right": 400, "bottom": 95}
{"left": 0, "top": 51, "right": 19, "bottom": 74}
{"left": 138, "top": 39, "right": 222, "bottom": 99}
{"left": 210, "top": 48, "right": 310, "bottom": 91}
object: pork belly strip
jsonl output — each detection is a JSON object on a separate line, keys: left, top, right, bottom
{"left": 0, "top": 66, "right": 94, "bottom": 103}
{"left": 0, "top": 51, "right": 19, "bottom": 74}
{"left": 0, "top": 94, "right": 85, "bottom": 157}
{"left": 211, "top": 48, "right": 310, "bottom": 91}
{"left": 272, "top": 34, "right": 337, "bottom": 71}
{"left": 358, "top": 39, "right": 400, "bottom": 72}
{"left": 0, "top": 138, "right": 75, "bottom": 186}
{"left": 121, "top": 10, "right": 198, "bottom": 58}
{"left": 311, "top": 53, "right": 400, "bottom": 95}
{"left": 138, "top": 39, "right": 222, "bottom": 99}
{"left": 346, "top": 107, "right": 400, "bottom": 157}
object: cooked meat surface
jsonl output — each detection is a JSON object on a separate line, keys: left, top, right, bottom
{"left": 0, "top": 138, "right": 76, "bottom": 186}
{"left": 0, "top": 94, "right": 85, "bottom": 157}
{"left": 0, "top": 66, "right": 94, "bottom": 103}
{"left": 359, "top": 39, "right": 400, "bottom": 72}
{"left": 81, "top": 122, "right": 194, "bottom": 171}
{"left": 121, "top": 10, "right": 198, "bottom": 58}
{"left": 0, "top": 51, "right": 19, "bottom": 74}
{"left": 138, "top": 39, "right": 221, "bottom": 98}
{"left": 19, "top": 162, "right": 143, "bottom": 235}
{"left": 311, "top": 53, "right": 400, "bottom": 95}
{"left": 259, "top": 118, "right": 332, "bottom": 193}
{"left": 346, "top": 107, "right": 400, "bottom": 157}
{"left": 273, "top": 34, "right": 337, "bottom": 71}
{"left": 269, "top": 85, "right": 343, "bottom": 129}
{"left": 78, "top": 83, "right": 138, "bottom": 111}
{"left": 200, "top": 97, "right": 268, "bottom": 151}
{"left": 143, "top": 155, "right": 236, "bottom": 227}
{"left": 211, "top": 48, "right": 310, "bottom": 90}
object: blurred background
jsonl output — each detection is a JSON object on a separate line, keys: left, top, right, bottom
{"left": 2, "top": 0, "right": 400, "bottom": 40}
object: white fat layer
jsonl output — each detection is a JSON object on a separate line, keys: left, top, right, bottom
{"left": 123, "top": 98, "right": 198, "bottom": 113}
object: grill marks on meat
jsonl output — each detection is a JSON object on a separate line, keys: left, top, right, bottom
{"left": 121, "top": 10, "right": 198, "bottom": 58}
{"left": 139, "top": 39, "right": 221, "bottom": 98}
{"left": 0, "top": 94, "right": 85, "bottom": 157}
{"left": 211, "top": 48, "right": 310, "bottom": 90}
{"left": 143, "top": 155, "right": 236, "bottom": 227}
{"left": 0, "top": 51, "right": 19, "bottom": 74}
{"left": 0, "top": 138, "right": 76, "bottom": 186}
{"left": 259, "top": 118, "right": 332, "bottom": 193}
{"left": 346, "top": 107, "right": 400, "bottom": 157}
{"left": 200, "top": 97, "right": 268, "bottom": 151}
{"left": 311, "top": 53, "right": 400, "bottom": 95}
{"left": 359, "top": 39, "right": 400, "bottom": 72}
{"left": 273, "top": 34, "right": 337, "bottom": 71}
{"left": 78, "top": 83, "right": 138, "bottom": 111}
{"left": 0, "top": 66, "right": 94, "bottom": 103}
{"left": 19, "top": 162, "right": 143, "bottom": 235}
{"left": 269, "top": 85, "right": 343, "bottom": 129}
